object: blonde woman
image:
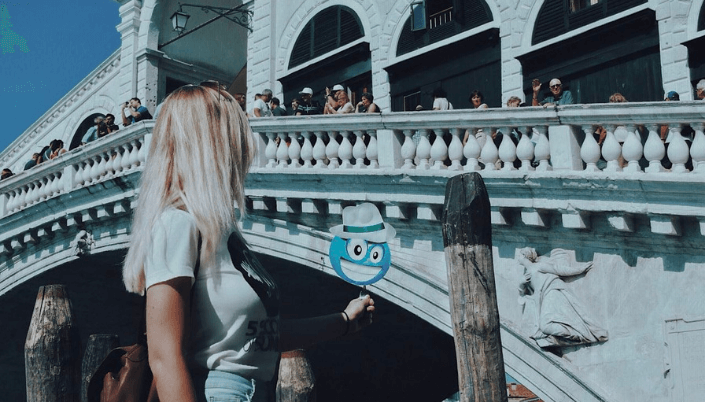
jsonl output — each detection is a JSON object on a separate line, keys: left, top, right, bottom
{"left": 123, "top": 84, "right": 375, "bottom": 402}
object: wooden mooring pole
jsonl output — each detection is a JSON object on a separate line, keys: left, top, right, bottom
{"left": 442, "top": 173, "right": 508, "bottom": 402}
{"left": 25, "top": 284, "right": 82, "bottom": 402}
{"left": 276, "top": 349, "right": 316, "bottom": 402}
{"left": 81, "top": 334, "right": 119, "bottom": 402}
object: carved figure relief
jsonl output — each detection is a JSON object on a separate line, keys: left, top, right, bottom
{"left": 516, "top": 247, "right": 608, "bottom": 348}
{"left": 72, "top": 230, "right": 94, "bottom": 256}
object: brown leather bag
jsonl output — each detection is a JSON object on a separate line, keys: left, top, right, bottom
{"left": 86, "top": 342, "right": 158, "bottom": 402}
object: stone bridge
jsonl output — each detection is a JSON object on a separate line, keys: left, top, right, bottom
{"left": 1, "top": 104, "right": 704, "bottom": 401}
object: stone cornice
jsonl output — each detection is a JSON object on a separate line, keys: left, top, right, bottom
{"left": 0, "top": 50, "right": 122, "bottom": 166}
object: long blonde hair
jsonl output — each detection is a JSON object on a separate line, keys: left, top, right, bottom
{"left": 123, "top": 85, "right": 255, "bottom": 294}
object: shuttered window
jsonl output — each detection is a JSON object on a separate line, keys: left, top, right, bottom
{"left": 533, "top": 0, "right": 647, "bottom": 45}
{"left": 397, "top": 0, "right": 492, "bottom": 57}
{"left": 699, "top": 1, "right": 705, "bottom": 31}
{"left": 289, "top": 6, "right": 364, "bottom": 69}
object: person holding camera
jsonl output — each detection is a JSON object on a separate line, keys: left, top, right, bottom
{"left": 81, "top": 115, "right": 106, "bottom": 145}
{"left": 121, "top": 97, "right": 153, "bottom": 127}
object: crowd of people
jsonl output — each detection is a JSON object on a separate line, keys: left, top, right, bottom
{"left": 246, "top": 84, "right": 379, "bottom": 118}
{"left": 3, "top": 77, "right": 704, "bottom": 182}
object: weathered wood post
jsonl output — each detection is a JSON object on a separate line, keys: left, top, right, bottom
{"left": 276, "top": 349, "right": 316, "bottom": 402}
{"left": 81, "top": 334, "right": 119, "bottom": 402}
{"left": 442, "top": 173, "right": 508, "bottom": 402}
{"left": 25, "top": 284, "right": 82, "bottom": 402}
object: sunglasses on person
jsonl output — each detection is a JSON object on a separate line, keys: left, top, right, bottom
{"left": 550, "top": 84, "right": 562, "bottom": 89}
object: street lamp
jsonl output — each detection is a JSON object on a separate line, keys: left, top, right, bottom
{"left": 159, "top": 3, "right": 253, "bottom": 50}
{"left": 170, "top": 10, "right": 190, "bottom": 33}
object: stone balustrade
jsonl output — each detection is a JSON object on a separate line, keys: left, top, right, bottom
{"left": 248, "top": 102, "right": 705, "bottom": 174}
{"left": 0, "top": 121, "right": 153, "bottom": 219}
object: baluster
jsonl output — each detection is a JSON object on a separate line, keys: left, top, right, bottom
{"left": 516, "top": 128, "right": 535, "bottom": 172}
{"left": 79, "top": 160, "right": 92, "bottom": 185}
{"left": 463, "top": 128, "right": 481, "bottom": 171}
{"left": 313, "top": 131, "right": 328, "bottom": 168}
{"left": 366, "top": 130, "right": 379, "bottom": 169}
{"left": 112, "top": 146, "right": 123, "bottom": 174}
{"left": 6, "top": 189, "right": 17, "bottom": 213}
{"left": 90, "top": 155, "right": 103, "bottom": 183}
{"left": 667, "top": 126, "right": 689, "bottom": 173}
{"left": 430, "top": 129, "right": 448, "bottom": 170}
{"left": 352, "top": 131, "right": 367, "bottom": 169}
{"left": 534, "top": 126, "right": 551, "bottom": 171}
{"left": 300, "top": 132, "right": 314, "bottom": 168}
{"left": 17, "top": 186, "right": 28, "bottom": 210}
{"left": 622, "top": 124, "right": 643, "bottom": 173}
{"left": 602, "top": 125, "right": 622, "bottom": 172}
{"left": 401, "top": 130, "right": 416, "bottom": 169}
{"left": 27, "top": 182, "right": 37, "bottom": 205}
{"left": 326, "top": 131, "right": 340, "bottom": 169}
{"left": 121, "top": 144, "right": 133, "bottom": 171}
{"left": 690, "top": 123, "right": 705, "bottom": 173}
{"left": 96, "top": 152, "right": 108, "bottom": 180}
{"left": 51, "top": 172, "right": 62, "bottom": 196}
{"left": 265, "top": 133, "right": 277, "bottom": 168}
{"left": 338, "top": 131, "right": 353, "bottom": 169}
{"left": 129, "top": 139, "right": 141, "bottom": 168}
{"left": 580, "top": 125, "right": 601, "bottom": 172}
{"left": 276, "top": 133, "right": 289, "bottom": 168}
{"left": 481, "top": 127, "right": 498, "bottom": 171}
{"left": 498, "top": 127, "right": 517, "bottom": 171}
{"left": 643, "top": 124, "right": 665, "bottom": 173}
{"left": 447, "top": 128, "right": 464, "bottom": 171}
{"left": 288, "top": 132, "right": 302, "bottom": 168}
{"left": 40, "top": 177, "right": 51, "bottom": 200}
{"left": 416, "top": 129, "right": 432, "bottom": 170}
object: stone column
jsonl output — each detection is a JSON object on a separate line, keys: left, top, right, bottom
{"left": 247, "top": 0, "right": 275, "bottom": 102}
{"left": 116, "top": 0, "right": 142, "bottom": 104}
{"left": 656, "top": 0, "right": 692, "bottom": 99}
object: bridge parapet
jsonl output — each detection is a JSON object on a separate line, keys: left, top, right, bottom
{"left": 0, "top": 121, "right": 152, "bottom": 220}
{"left": 249, "top": 101, "right": 705, "bottom": 174}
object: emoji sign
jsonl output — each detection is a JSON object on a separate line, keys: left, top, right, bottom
{"left": 329, "top": 203, "right": 395, "bottom": 286}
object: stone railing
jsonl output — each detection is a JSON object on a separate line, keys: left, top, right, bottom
{"left": 248, "top": 101, "right": 705, "bottom": 174}
{"left": 0, "top": 121, "right": 153, "bottom": 219}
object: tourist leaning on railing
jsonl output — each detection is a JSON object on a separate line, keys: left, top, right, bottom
{"left": 355, "top": 92, "right": 378, "bottom": 114}
{"left": 1, "top": 168, "right": 13, "bottom": 180}
{"left": 121, "top": 97, "right": 152, "bottom": 127}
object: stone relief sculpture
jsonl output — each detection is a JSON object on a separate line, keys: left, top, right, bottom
{"left": 516, "top": 247, "right": 608, "bottom": 348}
{"left": 72, "top": 230, "right": 94, "bottom": 256}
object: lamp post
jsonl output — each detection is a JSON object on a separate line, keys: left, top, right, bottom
{"left": 159, "top": 3, "right": 253, "bottom": 50}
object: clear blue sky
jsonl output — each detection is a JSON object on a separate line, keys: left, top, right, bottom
{"left": 0, "top": 1, "right": 121, "bottom": 153}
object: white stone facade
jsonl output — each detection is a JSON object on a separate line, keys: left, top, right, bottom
{"left": 248, "top": 0, "right": 705, "bottom": 106}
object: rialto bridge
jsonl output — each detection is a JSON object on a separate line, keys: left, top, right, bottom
{"left": 1, "top": 103, "right": 704, "bottom": 401}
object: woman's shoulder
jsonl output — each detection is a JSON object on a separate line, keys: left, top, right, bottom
{"left": 156, "top": 208, "right": 197, "bottom": 231}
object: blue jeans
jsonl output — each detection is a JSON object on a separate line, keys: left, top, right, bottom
{"left": 196, "top": 370, "right": 257, "bottom": 402}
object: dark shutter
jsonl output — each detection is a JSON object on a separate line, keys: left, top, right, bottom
{"left": 533, "top": 0, "right": 648, "bottom": 45}
{"left": 397, "top": 0, "right": 493, "bottom": 57}
{"left": 699, "top": 0, "right": 705, "bottom": 31}
{"left": 289, "top": 6, "right": 364, "bottom": 69}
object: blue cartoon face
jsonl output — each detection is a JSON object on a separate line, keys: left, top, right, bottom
{"left": 329, "top": 236, "right": 391, "bottom": 286}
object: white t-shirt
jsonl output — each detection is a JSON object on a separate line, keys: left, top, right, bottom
{"left": 337, "top": 102, "right": 354, "bottom": 114}
{"left": 252, "top": 98, "right": 271, "bottom": 117}
{"left": 145, "top": 208, "right": 280, "bottom": 381}
{"left": 433, "top": 97, "right": 453, "bottom": 110}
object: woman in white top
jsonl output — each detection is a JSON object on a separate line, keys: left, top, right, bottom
{"left": 336, "top": 91, "right": 355, "bottom": 114}
{"left": 123, "top": 83, "right": 374, "bottom": 402}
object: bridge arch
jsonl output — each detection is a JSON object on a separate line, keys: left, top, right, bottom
{"left": 242, "top": 215, "right": 608, "bottom": 402}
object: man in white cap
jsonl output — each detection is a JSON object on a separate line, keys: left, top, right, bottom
{"left": 696, "top": 79, "right": 705, "bottom": 100}
{"left": 298, "top": 87, "right": 322, "bottom": 115}
{"left": 532, "top": 77, "right": 574, "bottom": 107}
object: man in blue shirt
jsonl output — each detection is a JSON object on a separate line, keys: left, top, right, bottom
{"left": 532, "top": 78, "right": 574, "bottom": 106}
{"left": 121, "top": 97, "right": 152, "bottom": 127}
{"left": 81, "top": 116, "right": 105, "bottom": 145}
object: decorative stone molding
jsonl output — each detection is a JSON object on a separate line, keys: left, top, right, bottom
{"left": 0, "top": 52, "right": 121, "bottom": 167}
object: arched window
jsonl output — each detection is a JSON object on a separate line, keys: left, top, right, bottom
{"left": 289, "top": 6, "right": 364, "bottom": 69}
{"left": 396, "top": 0, "right": 492, "bottom": 57}
{"left": 532, "top": 0, "right": 647, "bottom": 45}
{"left": 69, "top": 113, "right": 105, "bottom": 150}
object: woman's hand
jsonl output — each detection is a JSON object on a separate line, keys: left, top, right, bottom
{"left": 343, "top": 295, "right": 375, "bottom": 334}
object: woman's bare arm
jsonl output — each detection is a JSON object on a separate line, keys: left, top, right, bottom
{"left": 146, "top": 277, "right": 197, "bottom": 402}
